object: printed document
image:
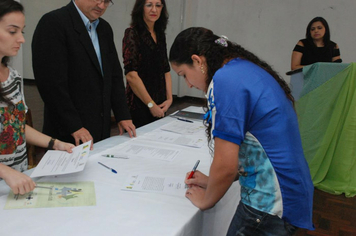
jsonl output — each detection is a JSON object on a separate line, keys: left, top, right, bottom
{"left": 104, "top": 142, "right": 180, "bottom": 162}
{"left": 31, "top": 141, "right": 91, "bottom": 178}
{"left": 121, "top": 173, "right": 187, "bottom": 196}
{"left": 160, "top": 120, "right": 205, "bottom": 135}
{"left": 141, "top": 130, "right": 206, "bottom": 148}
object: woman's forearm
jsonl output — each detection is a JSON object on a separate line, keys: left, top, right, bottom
{"left": 126, "top": 71, "right": 153, "bottom": 105}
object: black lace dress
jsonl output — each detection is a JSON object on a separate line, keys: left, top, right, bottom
{"left": 122, "top": 26, "right": 170, "bottom": 128}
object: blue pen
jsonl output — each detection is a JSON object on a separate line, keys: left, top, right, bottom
{"left": 177, "top": 118, "right": 193, "bottom": 123}
{"left": 98, "top": 162, "right": 117, "bottom": 174}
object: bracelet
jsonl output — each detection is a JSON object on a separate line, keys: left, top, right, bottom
{"left": 47, "top": 138, "right": 56, "bottom": 150}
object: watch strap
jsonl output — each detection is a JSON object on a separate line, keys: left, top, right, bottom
{"left": 47, "top": 138, "right": 56, "bottom": 150}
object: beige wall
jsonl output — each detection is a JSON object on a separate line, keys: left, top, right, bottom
{"left": 20, "top": 0, "right": 356, "bottom": 98}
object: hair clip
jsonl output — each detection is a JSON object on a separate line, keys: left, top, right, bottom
{"left": 214, "top": 35, "right": 229, "bottom": 47}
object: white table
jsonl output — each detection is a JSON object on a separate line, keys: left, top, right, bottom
{"left": 0, "top": 109, "right": 239, "bottom": 236}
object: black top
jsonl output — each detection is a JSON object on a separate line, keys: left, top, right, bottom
{"left": 293, "top": 39, "right": 341, "bottom": 66}
{"left": 122, "top": 26, "right": 170, "bottom": 111}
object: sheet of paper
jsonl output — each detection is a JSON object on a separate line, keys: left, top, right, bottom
{"left": 182, "top": 106, "right": 205, "bottom": 114}
{"left": 31, "top": 141, "right": 91, "bottom": 178}
{"left": 160, "top": 120, "right": 206, "bottom": 135}
{"left": 121, "top": 173, "right": 187, "bottom": 196}
{"left": 103, "top": 142, "right": 180, "bottom": 162}
{"left": 171, "top": 106, "right": 205, "bottom": 114}
{"left": 141, "top": 130, "right": 206, "bottom": 148}
{"left": 4, "top": 181, "right": 96, "bottom": 209}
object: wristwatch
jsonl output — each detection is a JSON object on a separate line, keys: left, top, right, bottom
{"left": 147, "top": 100, "right": 154, "bottom": 108}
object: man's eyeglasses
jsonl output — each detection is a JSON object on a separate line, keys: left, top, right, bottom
{"left": 144, "top": 3, "right": 164, "bottom": 10}
{"left": 93, "top": 0, "right": 114, "bottom": 7}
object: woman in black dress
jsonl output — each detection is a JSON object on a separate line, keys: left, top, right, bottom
{"left": 123, "top": 0, "right": 172, "bottom": 128}
{"left": 291, "top": 17, "right": 342, "bottom": 70}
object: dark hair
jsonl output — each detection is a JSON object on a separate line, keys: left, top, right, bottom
{"left": 130, "top": 0, "right": 168, "bottom": 34}
{"left": 305, "top": 16, "right": 331, "bottom": 46}
{"left": 0, "top": 0, "right": 24, "bottom": 66}
{"left": 0, "top": 0, "right": 23, "bottom": 105}
{"left": 169, "top": 27, "right": 294, "bottom": 151}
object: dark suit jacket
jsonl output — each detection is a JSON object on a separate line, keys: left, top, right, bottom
{"left": 32, "top": 1, "right": 131, "bottom": 144}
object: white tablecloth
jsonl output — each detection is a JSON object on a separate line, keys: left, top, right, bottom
{"left": 0, "top": 110, "right": 239, "bottom": 236}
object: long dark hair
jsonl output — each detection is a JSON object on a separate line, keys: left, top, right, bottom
{"left": 130, "top": 0, "right": 168, "bottom": 34}
{"left": 306, "top": 16, "right": 331, "bottom": 46}
{"left": 0, "top": 0, "right": 24, "bottom": 105}
{"left": 0, "top": 0, "right": 24, "bottom": 66}
{"left": 169, "top": 27, "right": 294, "bottom": 150}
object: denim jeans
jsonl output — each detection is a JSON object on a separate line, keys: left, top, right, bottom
{"left": 226, "top": 202, "right": 298, "bottom": 236}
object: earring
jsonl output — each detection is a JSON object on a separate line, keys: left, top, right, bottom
{"left": 201, "top": 66, "right": 205, "bottom": 74}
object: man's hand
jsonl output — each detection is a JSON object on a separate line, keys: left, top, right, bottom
{"left": 72, "top": 127, "right": 94, "bottom": 149}
{"left": 118, "top": 120, "right": 136, "bottom": 138}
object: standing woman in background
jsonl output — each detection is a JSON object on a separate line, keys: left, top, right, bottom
{"left": 123, "top": 0, "right": 172, "bottom": 128}
{"left": 291, "top": 16, "right": 342, "bottom": 70}
{"left": 0, "top": 0, "right": 74, "bottom": 195}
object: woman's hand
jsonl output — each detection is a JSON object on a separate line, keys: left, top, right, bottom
{"left": 158, "top": 99, "right": 173, "bottom": 113}
{"left": 185, "top": 185, "right": 210, "bottom": 210}
{"left": 0, "top": 165, "right": 35, "bottom": 195}
{"left": 149, "top": 104, "right": 165, "bottom": 118}
{"left": 185, "top": 138, "right": 239, "bottom": 210}
{"left": 185, "top": 171, "right": 210, "bottom": 210}
{"left": 53, "top": 140, "right": 75, "bottom": 153}
{"left": 185, "top": 170, "right": 209, "bottom": 189}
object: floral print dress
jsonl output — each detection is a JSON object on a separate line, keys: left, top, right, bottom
{"left": 0, "top": 66, "right": 28, "bottom": 172}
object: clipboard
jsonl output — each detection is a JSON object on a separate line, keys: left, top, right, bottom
{"left": 172, "top": 110, "right": 205, "bottom": 121}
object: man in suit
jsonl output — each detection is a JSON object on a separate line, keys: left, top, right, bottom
{"left": 32, "top": 0, "right": 136, "bottom": 148}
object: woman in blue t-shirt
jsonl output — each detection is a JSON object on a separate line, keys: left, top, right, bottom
{"left": 170, "top": 27, "right": 314, "bottom": 235}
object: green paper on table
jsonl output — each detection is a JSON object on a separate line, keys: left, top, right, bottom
{"left": 5, "top": 181, "right": 96, "bottom": 209}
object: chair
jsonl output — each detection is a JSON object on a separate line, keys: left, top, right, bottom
{"left": 26, "top": 108, "right": 36, "bottom": 169}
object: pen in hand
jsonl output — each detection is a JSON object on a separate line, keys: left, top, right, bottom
{"left": 98, "top": 162, "right": 117, "bottom": 174}
{"left": 187, "top": 160, "right": 200, "bottom": 179}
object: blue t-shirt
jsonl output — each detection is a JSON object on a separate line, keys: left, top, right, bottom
{"left": 207, "top": 58, "right": 314, "bottom": 230}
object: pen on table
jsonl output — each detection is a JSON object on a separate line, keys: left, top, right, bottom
{"left": 13, "top": 185, "right": 53, "bottom": 200}
{"left": 102, "top": 154, "right": 129, "bottom": 159}
{"left": 187, "top": 160, "right": 200, "bottom": 179}
{"left": 98, "top": 162, "right": 117, "bottom": 174}
{"left": 177, "top": 117, "right": 193, "bottom": 123}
